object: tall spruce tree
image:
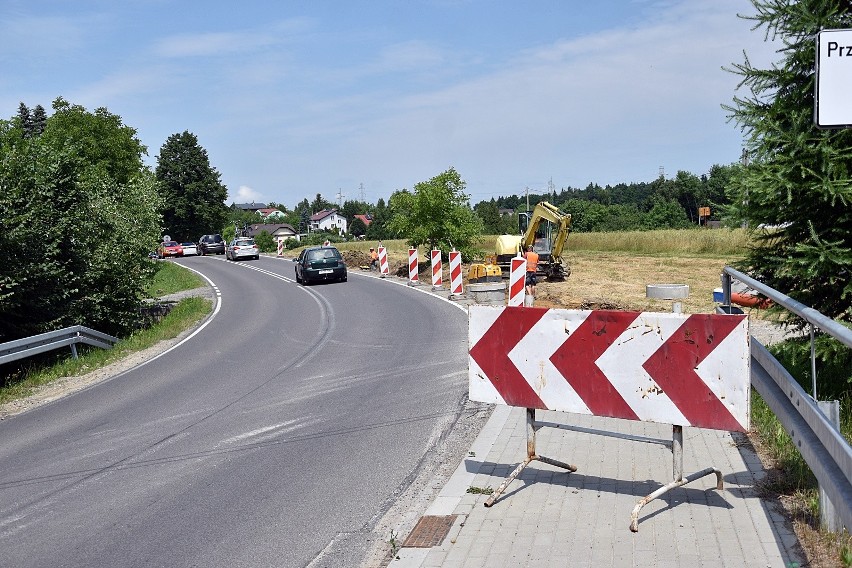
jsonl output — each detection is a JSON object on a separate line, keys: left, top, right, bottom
{"left": 16, "top": 102, "right": 32, "bottom": 138}
{"left": 156, "top": 131, "right": 228, "bottom": 241}
{"left": 726, "top": 1, "right": 852, "bottom": 333}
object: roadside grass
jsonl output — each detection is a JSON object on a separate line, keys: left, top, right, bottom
{"left": 0, "top": 261, "right": 211, "bottom": 407}
{"left": 145, "top": 259, "right": 206, "bottom": 297}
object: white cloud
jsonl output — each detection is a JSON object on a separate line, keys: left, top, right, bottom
{"left": 231, "top": 185, "right": 264, "bottom": 204}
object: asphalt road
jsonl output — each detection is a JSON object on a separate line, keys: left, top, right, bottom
{"left": 0, "top": 254, "right": 470, "bottom": 567}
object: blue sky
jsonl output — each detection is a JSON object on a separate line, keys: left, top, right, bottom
{"left": 1, "top": 0, "right": 779, "bottom": 209}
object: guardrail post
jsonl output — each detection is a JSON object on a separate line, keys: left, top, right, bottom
{"left": 818, "top": 400, "right": 843, "bottom": 532}
{"left": 721, "top": 271, "right": 732, "bottom": 308}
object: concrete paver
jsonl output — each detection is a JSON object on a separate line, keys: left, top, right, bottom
{"left": 394, "top": 406, "right": 804, "bottom": 568}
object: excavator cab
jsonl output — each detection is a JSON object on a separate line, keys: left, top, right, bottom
{"left": 518, "top": 211, "right": 553, "bottom": 261}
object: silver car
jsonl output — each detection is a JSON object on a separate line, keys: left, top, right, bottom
{"left": 226, "top": 238, "right": 259, "bottom": 261}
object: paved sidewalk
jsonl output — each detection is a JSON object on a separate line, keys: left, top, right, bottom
{"left": 393, "top": 405, "right": 804, "bottom": 568}
{"left": 350, "top": 267, "right": 803, "bottom": 567}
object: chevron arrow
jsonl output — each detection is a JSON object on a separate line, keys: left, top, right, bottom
{"left": 642, "top": 314, "right": 745, "bottom": 431}
{"left": 549, "top": 310, "right": 642, "bottom": 421}
{"left": 469, "top": 307, "right": 548, "bottom": 409}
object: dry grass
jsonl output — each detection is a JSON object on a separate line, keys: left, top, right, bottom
{"left": 535, "top": 251, "right": 734, "bottom": 313}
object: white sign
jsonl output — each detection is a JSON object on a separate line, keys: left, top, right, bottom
{"left": 816, "top": 29, "right": 852, "bottom": 128}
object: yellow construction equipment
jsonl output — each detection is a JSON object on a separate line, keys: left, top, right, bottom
{"left": 470, "top": 201, "right": 571, "bottom": 282}
{"left": 468, "top": 260, "right": 502, "bottom": 283}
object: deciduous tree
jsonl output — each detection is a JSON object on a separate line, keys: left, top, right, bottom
{"left": 387, "top": 168, "right": 483, "bottom": 260}
{"left": 0, "top": 98, "right": 161, "bottom": 341}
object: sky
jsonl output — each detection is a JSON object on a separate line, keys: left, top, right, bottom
{"left": 1, "top": 0, "right": 780, "bottom": 209}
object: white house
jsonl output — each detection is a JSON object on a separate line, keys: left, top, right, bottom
{"left": 247, "top": 223, "right": 299, "bottom": 241}
{"left": 309, "top": 209, "right": 347, "bottom": 235}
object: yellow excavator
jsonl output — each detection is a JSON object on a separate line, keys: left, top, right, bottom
{"left": 470, "top": 201, "right": 572, "bottom": 282}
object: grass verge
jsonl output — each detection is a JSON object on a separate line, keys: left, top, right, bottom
{"left": 145, "top": 259, "right": 207, "bottom": 297}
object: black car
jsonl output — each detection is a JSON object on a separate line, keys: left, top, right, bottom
{"left": 294, "top": 246, "right": 347, "bottom": 284}
{"left": 198, "top": 234, "right": 225, "bottom": 255}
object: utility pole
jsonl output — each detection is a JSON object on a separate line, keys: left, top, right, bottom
{"left": 336, "top": 189, "right": 344, "bottom": 209}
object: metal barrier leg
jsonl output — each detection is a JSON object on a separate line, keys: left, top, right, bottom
{"left": 629, "top": 425, "right": 723, "bottom": 532}
{"left": 485, "top": 408, "right": 577, "bottom": 507}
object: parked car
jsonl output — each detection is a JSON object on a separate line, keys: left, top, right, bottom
{"left": 157, "top": 241, "right": 183, "bottom": 258}
{"left": 294, "top": 246, "right": 347, "bottom": 284}
{"left": 181, "top": 242, "right": 198, "bottom": 256}
{"left": 198, "top": 234, "right": 225, "bottom": 255}
{"left": 226, "top": 238, "right": 259, "bottom": 261}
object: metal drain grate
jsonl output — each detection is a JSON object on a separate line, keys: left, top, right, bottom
{"left": 402, "top": 515, "right": 458, "bottom": 548}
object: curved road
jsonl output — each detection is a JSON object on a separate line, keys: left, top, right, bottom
{"left": 0, "top": 254, "right": 470, "bottom": 567}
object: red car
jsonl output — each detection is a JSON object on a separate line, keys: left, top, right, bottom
{"left": 157, "top": 241, "right": 183, "bottom": 258}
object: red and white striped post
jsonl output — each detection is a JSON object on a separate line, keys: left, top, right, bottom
{"left": 277, "top": 238, "right": 284, "bottom": 257}
{"left": 449, "top": 249, "right": 463, "bottom": 298}
{"left": 431, "top": 249, "right": 443, "bottom": 290}
{"left": 408, "top": 248, "right": 419, "bottom": 285}
{"left": 378, "top": 246, "right": 389, "bottom": 277}
{"left": 508, "top": 255, "right": 526, "bottom": 307}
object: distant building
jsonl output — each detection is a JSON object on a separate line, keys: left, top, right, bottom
{"left": 247, "top": 223, "right": 299, "bottom": 241}
{"left": 310, "top": 209, "right": 348, "bottom": 234}
{"left": 258, "top": 207, "right": 286, "bottom": 221}
{"left": 353, "top": 214, "right": 372, "bottom": 227}
{"left": 233, "top": 202, "right": 267, "bottom": 212}
{"left": 498, "top": 208, "right": 514, "bottom": 216}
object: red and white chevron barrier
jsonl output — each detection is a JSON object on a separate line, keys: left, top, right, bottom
{"left": 277, "top": 238, "right": 284, "bottom": 257}
{"left": 431, "top": 249, "right": 442, "bottom": 289}
{"left": 408, "top": 248, "right": 419, "bottom": 285}
{"left": 469, "top": 306, "right": 750, "bottom": 432}
{"left": 449, "top": 250, "right": 463, "bottom": 297}
{"left": 508, "top": 256, "right": 526, "bottom": 307}
{"left": 378, "top": 246, "right": 389, "bottom": 276}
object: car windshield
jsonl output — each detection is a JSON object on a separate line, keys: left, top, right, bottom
{"left": 164, "top": 241, "right": 180, "bottom": 247}
{"left": 307, "top": 248, "right": 341, "bottom": 261}
{"left": 235, "top": 239, "right": 254, "bottom": 246}
{"left": 181, "top": 242, "right": 194, "bottom": 247}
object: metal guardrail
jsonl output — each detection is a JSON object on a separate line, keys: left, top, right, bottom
{"left": 0, "top": 326, "right": 119, "bottom": 366}
{"left": 720, "top": 266, "right": 852, "bottom": 532}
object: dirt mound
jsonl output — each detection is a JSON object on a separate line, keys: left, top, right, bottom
{"left": 342, "top": 250, "right": 371, "bottom": 267}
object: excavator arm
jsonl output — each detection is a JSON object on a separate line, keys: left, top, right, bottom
{"left": 521, "top": 202, "right": 572, "bottom": 280}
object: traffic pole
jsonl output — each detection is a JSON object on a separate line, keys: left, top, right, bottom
{"left": 449, "top": 249, "right": 463, "bottom": 298}
{"left": 408, "top": 248, "right": 419, "bottom": 286}
{"left": 378, "top": 246, "right": 389, "bottom": 277}
{"left": 431, "top": 249, "right": 443, "bottom": 290}
{"left": 508, "top": 254, "right": 526, "bottom": 307}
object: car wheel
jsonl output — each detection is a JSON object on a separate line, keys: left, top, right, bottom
{"left": 254, "top": 255, "right": 259, "bottom": 260}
